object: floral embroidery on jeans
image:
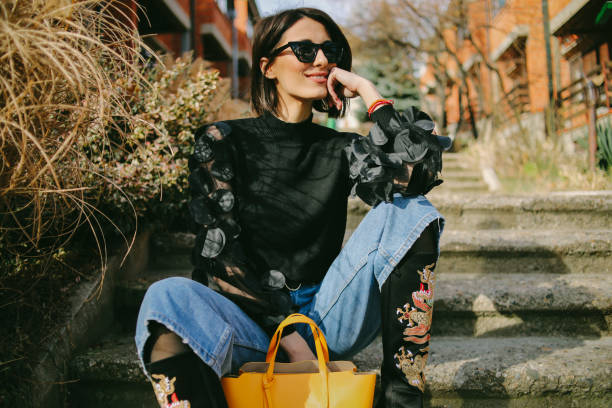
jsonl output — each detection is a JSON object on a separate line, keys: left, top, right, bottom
{"left": 394, "top": 263, "right": 435, "bottom": 390}
{"left": 151, "top": 374, "right": 191, "bottom": 408}
{"left": 396, "top": 262, "right": 435, "bottom": 344}
{"left": 393, "top": 346, "right": 429, "bottom": 392}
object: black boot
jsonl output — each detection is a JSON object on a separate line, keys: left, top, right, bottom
{"left": 146, "top": 352, "right": 229, "bottom": 408}
{"left": 377, "top": 223, "right": 437, "bottom": 408}
{"left": 377, "top": 369, "right": 424, "bottom": 408}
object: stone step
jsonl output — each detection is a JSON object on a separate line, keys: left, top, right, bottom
{"left": 441, "top": 154, "right": 472, "bottom": 171}
{"left": 347, "top": 191, "right": 612, "bottom": 231}
{"left": 441, "top": 169, "right": 483, "bottom": 182}
{"left": 343, "top": 228, "right": 612, "bottom": 275}
{"left": 441, "top": 152, "right": 471, "bottom": 164}
{"left": 148, "top": 232, "right": 194, "bottom": 270}
{"left": 437, "top": 229, "right": 612, "bottom": 275}
{"left": 113, "top": 271, "right": 611, "bottom": 339}
{"left": 431, "top": 191, "right": 612, "bottom": 230}
{"left": 69, "top": 334, "right": 612, "bottom": 407}
{"left": 155, "top": 192, "right": 612, "bottom": 255}
{"left": 443, "top": 164, "right": 474, "bottom": 174}
{"left": 432, "top": 273, "right": 611, "bottom": 337}
{"left": 437, "top": 180, "right": 489, "bottom": 192}
{"left": 114, "top": 268, "right": 191, "bottom": 331}
{"left": 354, "top": 335, "right": 612, "bottom": 407}
{"left": 68, "top": 334, "right": 155, "bottom": 408}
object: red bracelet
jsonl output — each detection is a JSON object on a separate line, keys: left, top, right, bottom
{"left": 367, "top": 99, "right": 394, "bottom": 118}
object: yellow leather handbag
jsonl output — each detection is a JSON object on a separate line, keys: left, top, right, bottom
{"left": 221, "top": 313, "right": 376, "bottom": 408}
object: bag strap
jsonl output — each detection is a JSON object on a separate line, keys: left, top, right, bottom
{"left": 263, "top": 313, "right": 329, "bottom": 408}
{"left": 265, "top": 313, "right": 329, "bottom": 362}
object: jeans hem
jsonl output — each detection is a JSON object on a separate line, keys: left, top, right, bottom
{"left": 136, "top": 312, "right": 233, "bottom": 378}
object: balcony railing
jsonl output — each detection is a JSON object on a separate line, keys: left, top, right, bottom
{"left": 557, "top": 63, "right": 611, "bottom": 128}
{"left": 497, "top": 82, "right": 530, "bottom": 119}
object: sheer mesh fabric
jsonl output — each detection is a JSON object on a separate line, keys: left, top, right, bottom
{"left": 189, "top": 123, "right": 292, "bottom": 334}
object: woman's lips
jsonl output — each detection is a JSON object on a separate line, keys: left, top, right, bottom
{"left": 306, "top": 73, "right": 328, "bottom": 83}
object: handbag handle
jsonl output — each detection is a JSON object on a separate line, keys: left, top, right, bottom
{"left": 265, "top": 313, "right": 330, "bottom": 362}
{"left": 263, "top": 314, "right": 330, "bottom": 408}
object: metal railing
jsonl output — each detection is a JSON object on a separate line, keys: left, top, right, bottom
{"left": 498, "top": 82, "right": 530, "bottom": 118}
{"left": 557, "top": 63, "right": 611, "bottom": 124}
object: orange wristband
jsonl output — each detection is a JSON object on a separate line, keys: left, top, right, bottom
{"left": 367, "top": 99, "right": 393, "bottom": 118}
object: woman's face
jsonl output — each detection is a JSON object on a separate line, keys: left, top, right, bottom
{"left": 261, "top": 17, "right": 336, "bottom": 107}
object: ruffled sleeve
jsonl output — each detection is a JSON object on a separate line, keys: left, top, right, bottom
{"left": 344, "top": 105, "right": 450, "bottom": 206}
{"left": 188, "top": 122, "right": 293, "bottom": 335}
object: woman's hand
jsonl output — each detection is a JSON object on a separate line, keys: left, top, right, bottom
{"left": 280, "top": 331, "right": 316, "bottom": 362}
{"left": 326, "top": 67, "right": 382, "bottom": 110}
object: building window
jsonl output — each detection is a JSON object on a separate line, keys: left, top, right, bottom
{"left": 492, "top": 0, "right": 506, "bottom": 17}
{"left": 497, "top": 37, "right": 529, "bottom": 116}
{"left": 216, "top": 0, "right": 228, "bottom": 15}
{"left": 246, "top": 18, "right": 253, "bottom": 38}
{"left": 456, "top": 24, "right": 466, "bottom": 46}
{"left": 569, "top": 55, "right": 582, "bottom": 82}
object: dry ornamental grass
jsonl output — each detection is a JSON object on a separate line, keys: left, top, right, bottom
{"left": 0, "top": 1, "right": 156, "bottom": 402}
{"left": 0, "top": 0, "right": 153, "bottom": 267}
{"left": 1, "top": 3, "right": 228, "bottom": 401}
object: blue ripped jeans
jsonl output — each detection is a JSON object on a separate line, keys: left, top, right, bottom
{"left": 135, "top": 194, "right": 444, "bottom": 378}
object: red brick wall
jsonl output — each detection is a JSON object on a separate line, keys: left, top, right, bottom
{"left": 114, "top": 0, "right": 139, "bottom": 30}
{"left": 130, "top": 0, "right": 254, "bottom": 97}
{"left": 156, "top": 33, "right": 183, "bottom": 55}
{"left": 420, "top": 0, "right": 602, "bottom": 129}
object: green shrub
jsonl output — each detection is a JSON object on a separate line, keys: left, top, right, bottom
{"left": 82, "top": 54, "right": 221, "bottom": 232}
{"left": 0, "top": 1, "right": 221, "bottom": 401}
{"left": 596, "top": 120, "right": 612, "bottom": 170}
{"left": 466, "top": 120, "right": 611, "bottom": 192}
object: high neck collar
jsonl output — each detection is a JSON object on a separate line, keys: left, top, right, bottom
{"left": 261, "top": 110, "right": 314, "bottom": 129}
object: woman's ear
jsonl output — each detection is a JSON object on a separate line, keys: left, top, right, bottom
{"left": 260, "top": 57, "right": 276, "bottom": 79}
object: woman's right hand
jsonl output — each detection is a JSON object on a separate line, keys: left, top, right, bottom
{"left": 326, "top": 67, "right": 383, "bottom": 111}
{"left": 280, "top": 331, "right": 316, "bottom": 362}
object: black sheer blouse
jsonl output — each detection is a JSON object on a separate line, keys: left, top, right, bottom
{"left": 187, "top": 105, "right": 448, "bottom": 334}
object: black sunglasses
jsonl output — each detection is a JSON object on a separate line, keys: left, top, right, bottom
{"left": 269, "top": 41, "right": 344, "bottom": 64}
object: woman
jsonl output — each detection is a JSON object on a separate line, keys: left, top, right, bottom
{"left": 136, "top": 8, "right": 450, "bottom": 408}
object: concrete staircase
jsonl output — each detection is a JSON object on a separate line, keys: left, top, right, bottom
{"left": 348, "top": 190, "right": 612, "bottom": 407}
{"left": 68, "top": 239, "right": 194, "bottom": 407}
{"left": 435, "top": 152, "right": 489, "bottom": 194}
{"left": 68, "top": 190, "right": 612, "bottom": 407}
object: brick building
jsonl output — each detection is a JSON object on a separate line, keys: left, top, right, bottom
{"left": 420, "top": 0, "right": 612, "bottom": 144}
{"left": 551, "top": 0, "right": 611, "bottom": 138}
{"left": 119, "top": 0, "right": 260, "bottom": 98}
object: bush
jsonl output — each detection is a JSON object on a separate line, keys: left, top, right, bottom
{"left": 0, "top": 1, "right": 153, "bottom": 403}
{"left": 84, "top": 54, "right": 221, "bottom": 232}
{"left": 465, "top": 119, "right": 611, "bottom": 193}
{"left": 0, "top": 0, "right": 152, "bottom": 266}
{"left": 596, "top": 120, "right": 612, "bottom": 170}
{"left": 0, "top": 1, "right": 222, "bottom": 404}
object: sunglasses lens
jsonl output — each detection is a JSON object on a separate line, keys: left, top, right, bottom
{"left": 287, "top": 42, "right": 343, "bottom": 63}
{"left": 322, "top": 43, "right": 342, "bottom": 63}
{"left": 293, "top": 43, "right": 318, "bottom": 62}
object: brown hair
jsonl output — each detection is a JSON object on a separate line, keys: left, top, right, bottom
{"left": 250, "top": 8, "right": 352, "bottom": 118}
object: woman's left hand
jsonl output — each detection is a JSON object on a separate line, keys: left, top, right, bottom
{"left": 280, "top": 331, "right": 316, "bottom": 362}
{"left": 326, "top": 67, "right": 382, "bottom": 110}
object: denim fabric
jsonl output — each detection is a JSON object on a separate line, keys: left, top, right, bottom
{"left": 135, "top": 194, "right": 444, "bottom": 378}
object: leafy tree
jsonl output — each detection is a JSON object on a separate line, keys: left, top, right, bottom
{"left": 345, "top": 1, "right": 421, "bottom": 121}
{"left": 356, "top": 55, "right": 420, "bottom": 114}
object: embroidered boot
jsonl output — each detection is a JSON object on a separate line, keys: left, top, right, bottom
{"left": 146, "top": 351, "right": 229, "bottom": 408}
{"left": 377, "top": 223, "right": 437, "bottom": 408}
